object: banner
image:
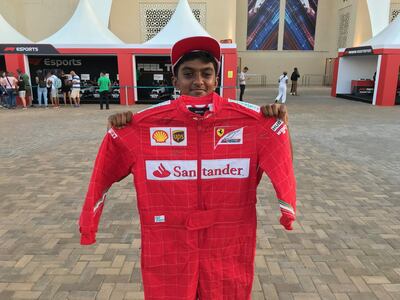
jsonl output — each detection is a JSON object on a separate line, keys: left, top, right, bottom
{"left": 283, "top": 0, "right": 319, "bottom": 50}
{"left": 247, "top": 0, "right": 280, "bottom": 50}
{"left": 0, "top": 44, "right": 59, "bottom": 55}
{"left": 0, "top": 55, "right": 5, "bottom": 71}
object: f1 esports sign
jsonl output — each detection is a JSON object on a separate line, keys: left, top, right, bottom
{"left": 343, "top": 46, "right": 374, "bottom": 56}
{"left": 0, "top": 44, "right": 59, "bottom": 55}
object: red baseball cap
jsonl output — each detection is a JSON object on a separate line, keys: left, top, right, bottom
{"left": 171, "top": 36, "right": 221, "bottom": 73}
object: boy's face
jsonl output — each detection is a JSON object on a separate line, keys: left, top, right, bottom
{"left": 173, "top": 59, "right": 218, "bottom": 97}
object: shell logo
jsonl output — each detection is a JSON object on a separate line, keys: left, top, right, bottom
{"left": 152, "top": 130, "right": 169, "bottom": 143}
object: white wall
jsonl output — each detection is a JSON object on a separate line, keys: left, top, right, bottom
{"left": 337, "top": 55, "right": 378, "bottom": 94}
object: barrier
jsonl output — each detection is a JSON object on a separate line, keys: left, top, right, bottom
{"left": 301, "top": 74, "right": 330, "bottom": 86}
{"left": 244, "top": 74, "right": 267, "bottom": 87}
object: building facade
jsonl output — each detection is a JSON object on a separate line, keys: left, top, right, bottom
{"left": 1, "top": 0, "right": 399, "bottom": 85}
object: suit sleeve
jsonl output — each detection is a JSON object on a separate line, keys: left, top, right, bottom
{"left": 79, "top": 128, "right": 135, "bottom": 245}
{"left": 258, "top": 118, "right": 296, "bottom": 230}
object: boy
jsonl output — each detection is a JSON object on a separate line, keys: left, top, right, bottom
{"left": 80, "top": 36, "right": 296, "bottom": 299}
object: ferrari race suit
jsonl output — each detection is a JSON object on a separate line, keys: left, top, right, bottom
{"left": 79, "top": 92, "right": 296, "bottom": 300}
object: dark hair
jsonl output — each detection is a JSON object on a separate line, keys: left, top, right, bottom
{"left": 173, "top": 51, "right": 218, "bottom": 76}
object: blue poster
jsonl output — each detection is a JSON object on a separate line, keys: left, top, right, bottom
{"left": 283, "top": 0, "right": 318, "bottom": 50}
{"left": 247, "top": 0, "right": 280, "bottom": 50}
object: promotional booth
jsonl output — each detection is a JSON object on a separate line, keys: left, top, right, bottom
{"left": 331, "top": 17, "right": 400, "bottom": 106}
{"left": 0, "top": 0, "right": 237, "bottom": 106}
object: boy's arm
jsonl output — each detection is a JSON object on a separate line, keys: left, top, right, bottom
{"left": 258, "top": 118, "right": 296, "bottom": 230}
{"left": 79, "top": 129, "right": 135, "bottom": 245}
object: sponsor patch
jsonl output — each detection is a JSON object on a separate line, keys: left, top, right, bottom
{"left": 108, "top": 128, "right": 118, "bottom": 139}
{"left": 137, "top": 100, "right": 171, "bottom": 114}
{"left": 214, "top": 127, "right": 244, "bottom": 148}
{"left": 145, "top": 159, "right": 250, "bottom": 180}
{"left": 228, "top": 99, "right": 260, "bottom": 113}
{"left": 154, "top": 215, "right": 166, "bottom": 223}
{"left": 150, "top": 127, "right": 187, "bottom": 146}
{"left": 152, "top": 130, "right": 169, "bottom": 143}
{"left": 277, "top": 124, "right": 287, "bottom": 136}
{"left": 201, "top": 159, "right": 250, "bottom": 179}
{"left": 271, "top": 119, "right": 284, "bottom": 132}
{"left": 146, "top": 160, "right": 197, "bottom": 180}
{"left": 271, "top": 119, "right": 287, "bottom": 136}
{"left": 172, "top": 130, "right": 185, "bottom": 143}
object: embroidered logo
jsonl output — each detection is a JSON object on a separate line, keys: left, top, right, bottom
{"left": 152, "top": 163, "right": 171, "bottom": 178}
{"left": 172, "top": 130, "right": 185, "bottom": 143}
{"left": 214, "top": 127, "right": 244, "bottom": 148}
{"left": 154, "top": 215, "right": 166, "bottom": 223}
{"left": 152, "top": 130, "right": 169, "bottom": 143}
{"left": 271, "top": 119, "right": 287, "bottom": 136}
{"left": 228, "top": 99, "right": 260, "bottom": 112}
{"left": 216, "top": 128, "right": 225, "bottom": 137}
{"left": 108, "top": 128, "right": 118, "bottom": 139}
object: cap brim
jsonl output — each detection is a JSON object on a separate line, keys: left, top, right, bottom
{"left": 171, "top": 36, "right": 221, "bottom": 69}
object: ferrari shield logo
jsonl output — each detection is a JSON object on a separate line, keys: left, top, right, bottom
{"left": 172, "top": 130, "right": 185, "bottom": 143}
{"left": 216, "top": 128, "right": 225, "bottom": 137}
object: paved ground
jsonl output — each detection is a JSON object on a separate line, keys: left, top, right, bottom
{"left": 0, "top": 87, "right": 399, "bottom": 300}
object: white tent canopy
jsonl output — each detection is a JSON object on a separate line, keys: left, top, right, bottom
{"left": 366, "top": 0, "right": 390, "bottom": 37}
{"left": 361, "top": 15, "right": 400, "bottom": 49}
{"left": 39, "top": 0, "right": 122, "bottom": 45}
{"left": 89, "top": 0, "right": 112, "bottom": 27}
{"left": 145, "top": 0, "right": 211, "bottom": 46}
{"left": 0, "top": 14, "right": 32, "bottom": 43}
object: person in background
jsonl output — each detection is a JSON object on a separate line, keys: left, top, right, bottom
{"left": 47, "top": 70, "right": 60, "bottom": 108}
{"left": 17, "top": 69, "right": 32, "bottom": 106}
{"left": 46, "top": 72, "right": 52, "bottom": 107}
{"left": 0, "top": 70, "right": 7, "bottom": 108}
{"left": 290, "top": 67, "right": 300, "bottom": 96}
{"left": 275, "top": 71, "right": 289, "bottom": 104}
{"left": 17, "top": 71, "right": 28, "bottom": 109}
{"left": 61, "top": 70, "right": 72, "bottom": 106}
{"left": 239, "top": 66, "right": 249, "bottom": 101}
{"left": 35, "top": 70, "right": 48, "bottom": 108}
{"left": 97, "top": 71, "right": 111, "bottom": 110}
{"left": 70, "top": 70, "right": 81, "bottom": 107}
{"left": 4, "top": 71, "right": 18, "bottom": 109}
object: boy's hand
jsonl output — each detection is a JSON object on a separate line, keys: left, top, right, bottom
{"left": 107, "top": 111, "right": 133, "bottom": 129}
{"left": 261, "top": 103, "right": 288, "bottom": 125}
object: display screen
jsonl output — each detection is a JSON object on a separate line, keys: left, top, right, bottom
{"left": 283, "top": 0, "right": 319, "bottom": 50}
{"left": 247, "top": 0, "right": 280, "bottom": 50}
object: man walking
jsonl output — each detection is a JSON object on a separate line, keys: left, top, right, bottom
{"left": 275, "top": 71, "right": 289, "bottom": 103}
{"left": 239, "top": 66, "right": 248, "bottom": 101}
{"left": 97, "top": 71, "right": 111, "bottom": 110}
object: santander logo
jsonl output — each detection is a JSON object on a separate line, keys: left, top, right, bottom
{"left": 152, "top": 163, "right": 171, "bottom": 178}
{"left": 145, "top": 159, "right": 250, "bottom": 181}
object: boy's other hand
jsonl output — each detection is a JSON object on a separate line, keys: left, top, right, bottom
{"left": 261, "top": 103, "right": 288, "bottom": 125}
{"left": 107, "top": 111, "right": 133, "bottom": 129}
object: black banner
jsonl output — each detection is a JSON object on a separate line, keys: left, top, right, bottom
{"left": 344, "top": 46, "right": 374, "bottom": 56}
{"left": 0, "top": 44, "right": 59, "bottom": 55}
{"left": 0, "top": 55, "right": 5, "bottom": 71}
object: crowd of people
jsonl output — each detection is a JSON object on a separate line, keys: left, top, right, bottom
{"left": 0, "top": 69, "right": 83, "bottom": 110}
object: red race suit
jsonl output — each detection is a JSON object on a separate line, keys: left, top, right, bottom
{"left": 79, "top": 92, "right": 296, "bottom": 300}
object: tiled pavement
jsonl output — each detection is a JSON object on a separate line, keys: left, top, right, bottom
{"left": 0, "top": 87, "right": 399, "bottom": 299}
